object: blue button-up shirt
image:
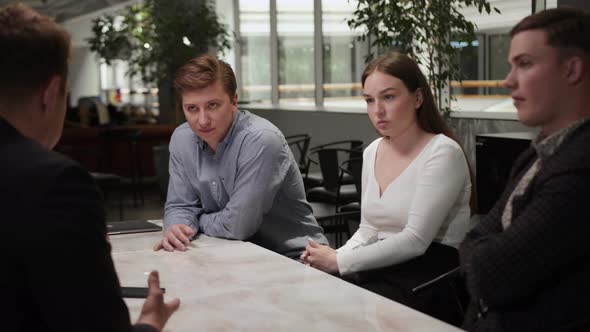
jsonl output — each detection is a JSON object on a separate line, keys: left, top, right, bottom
{"left": 164, "top": 110, "right": 327, "bottom": 257}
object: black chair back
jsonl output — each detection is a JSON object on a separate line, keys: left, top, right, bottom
{"left": 317, "top": 148, "right": 341, "bottom": 192}
{"left": 316, "top": 211, "right": 361, "bottom": 248}
{"left": 340, "top": 157, "right": 363, "bottom": 200}
{"left": 285, "top": 134, "right": 311, "bottom": 173}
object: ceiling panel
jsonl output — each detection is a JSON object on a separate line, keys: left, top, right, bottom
{"left": 0, "top": 0, "right": 131, "bottom": 22}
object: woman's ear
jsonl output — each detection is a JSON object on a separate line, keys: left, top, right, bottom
{"left": 415, "top": 88, "right": 424, "bottom": 110}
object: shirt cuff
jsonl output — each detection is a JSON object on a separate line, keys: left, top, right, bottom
{"left": 164, "top": 214, "right": 199, "bottom": 233}
{"left": 336, "top": 249, "right": 358, "bottom": 275}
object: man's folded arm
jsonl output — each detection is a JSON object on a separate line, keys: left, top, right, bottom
{"left": 198, "top": 131, "right": 289, "bottom": 240}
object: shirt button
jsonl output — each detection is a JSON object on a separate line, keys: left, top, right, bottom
{"left": 212, "top": 181, "right": 216, "bottom": 185}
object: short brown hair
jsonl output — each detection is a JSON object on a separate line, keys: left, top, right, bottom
{"left": 174, "top": 54, "right": 237, "bottom": 99}
{"left": 511, "top": 7, "right": 590, "bottom": 61}
{"left": 0, "top": 3, "right": 71, "bottom": 104}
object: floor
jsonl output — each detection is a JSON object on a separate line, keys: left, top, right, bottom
{"left": 103, "top": 183, "right": 165, "bottom": 222}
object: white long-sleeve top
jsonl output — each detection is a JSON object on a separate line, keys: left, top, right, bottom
{"left": 336, "top": 134, "right": 471, "bottom": 275}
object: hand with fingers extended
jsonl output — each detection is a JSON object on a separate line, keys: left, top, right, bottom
{"left": 301, "top": 238, "right": 339, "bottom": 274}
{"left": 153, "top": 224, "right": 196, "bottom": 252}
{"left": 136, "top": 271, "right": 180, "bottom": 331}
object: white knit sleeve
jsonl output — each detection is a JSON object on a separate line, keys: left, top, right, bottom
{"left": 337, "top": 138, "right": 469, "bottom": 275}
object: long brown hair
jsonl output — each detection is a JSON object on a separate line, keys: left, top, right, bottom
{"left": 361, "top": 52, "right": 477, "bottom": 212}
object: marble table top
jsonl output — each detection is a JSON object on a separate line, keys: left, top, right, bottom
{"left": 109, "top": 221, "right": 463, "bottom": 332}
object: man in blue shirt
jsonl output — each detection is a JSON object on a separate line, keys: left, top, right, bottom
{"left": 154, "top": 55, "right": 327, "bottom": 258}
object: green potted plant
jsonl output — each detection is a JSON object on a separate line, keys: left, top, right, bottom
{"left": 347, "top": 0, "right": 500, "bottom": 114}
{"left": 87, "top": 0, "right": 231, "bottom": 122}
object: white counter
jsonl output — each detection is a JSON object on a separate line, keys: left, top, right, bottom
{"left": 110, "top": 228, "right": 463, "bottom": 332}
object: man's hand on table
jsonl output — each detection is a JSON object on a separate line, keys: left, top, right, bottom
{"left": 136, "top": 271, "right": 180, "bottom": 331}
{"left": 153, "top": 224, "right": 196, "bottom": 252}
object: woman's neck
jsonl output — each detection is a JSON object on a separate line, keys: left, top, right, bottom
{"left": 382, "top": 122, "right": 430, "bottom": 155}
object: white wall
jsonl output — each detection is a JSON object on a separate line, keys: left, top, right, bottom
{"left": 68, "top": 46, "right": 101, "bottom": 106}
{"left": 60, "top": 1, "right": 139, "bottom": 106}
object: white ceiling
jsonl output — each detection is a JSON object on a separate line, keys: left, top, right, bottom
{"left": 0, "top": 0, "right": 561, "bottom": 25}
{"left": 0, "top": 0, "right": 131, "bottom": 22}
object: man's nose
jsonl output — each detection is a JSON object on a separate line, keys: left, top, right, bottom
{"left": 503, "top": 69, "right": 516, "bottom": 90}
{"left": 197, "top": 113, "right": 210, "bottom": 127}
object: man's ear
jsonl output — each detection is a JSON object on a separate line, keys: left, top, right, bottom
{"left": 565, "top": 56, "right": 585, "bottom": 85}
{"left": 42, "top": 75, "right": 62, "bottom": 114}
{"left": 231, "top": 94, "right": 238, "bottom": 108}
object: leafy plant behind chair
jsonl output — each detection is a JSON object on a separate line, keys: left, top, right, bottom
{"left": 347, "top": 0, "right": 500, "bottom": 115}
{"left": 87, "top": 0, "right": 231, "bottom": 87}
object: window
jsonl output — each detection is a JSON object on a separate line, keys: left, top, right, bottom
{"left": 236, "top": 0, "right": 369, "bottom": 108}
{"left": 239, "top": 0, "right": 271, "bottom": 104}
{"left": 277, "top": 0, "right": 315, "bottom": 104}
{"left": 322, "top": 0, "right": 368, "bottom": 109}
{"left": 451, "top": 0, "right": 536, "bottom": 114}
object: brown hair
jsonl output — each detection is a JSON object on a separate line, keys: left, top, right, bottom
{"left": 174, "top": 54, "right": 237, "bottom": 99}
{"left": 361, "top": 52, "right": 477, "bottom": 212}
{"left": 362, "top": 52, "right": 458, "bottom": 141}
{"left": 0, "top": 3, "right": 70, "bottom": 105}
{"left": 511, "top": 7, "right": 590, "bottom": 62}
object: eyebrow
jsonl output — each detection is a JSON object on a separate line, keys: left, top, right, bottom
{"left": 508, "top": 53, "right": 531, "bottom": 64}
{"left": 183, "top": 98, "right": 223, "bottom": 106}
{"left": 363, "top": 87, "right": 397, "bottom": 97}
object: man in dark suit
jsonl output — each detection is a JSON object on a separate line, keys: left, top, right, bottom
{"left": 460, "top": 8, "right": 590, "bottom": 332}
{"left": 0, "top": 4, "right": 179, "bottom": 332}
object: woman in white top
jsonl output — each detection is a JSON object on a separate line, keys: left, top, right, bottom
{"left": 301, "top": 52, "right": 472, "bottom": 324}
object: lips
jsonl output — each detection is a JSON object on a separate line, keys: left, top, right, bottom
{"left": 512, "top": 95, "right": 525, "bottom": 102}
{"left": 512, "top": 95, "right": 525, "bottom": 108}
{"left": 199, "top": 128, "right": 215, "bottom": 134}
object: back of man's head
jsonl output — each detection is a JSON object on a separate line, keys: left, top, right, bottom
{"left": 511, "top": 7, "right": 590, "bottom": 65}
{"left": 174, "top": 54, "right": 237, "bottom": 99}
{"left": 0, "top": 3, "right": 70, "bottom": 110}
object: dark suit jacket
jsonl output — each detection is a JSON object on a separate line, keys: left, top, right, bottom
{"left": 460, "top": 121, "right": 590, "bottom": 332}
{"left": 0, "top": 119, "right": 155, "bottom": 332}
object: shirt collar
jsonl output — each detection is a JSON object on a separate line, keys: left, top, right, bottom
{"left": 532, "top": 117, "right": 590, "bottom": 160}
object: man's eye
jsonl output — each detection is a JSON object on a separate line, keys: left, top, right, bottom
{"left": 364, "top": 98, "right": 374, "bottom": 104}
{"left": 518, "top": 61, "right": 532, "bottom": 68}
